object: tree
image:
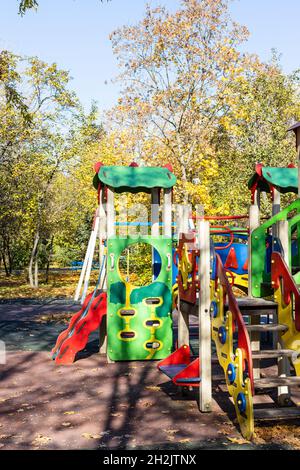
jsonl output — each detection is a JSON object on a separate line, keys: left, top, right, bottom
{"left": 110, "top": 0, "right": 251, "bottom": 205}
{"left": 0, "top": 52, "right": 80, "bottom": 286}
{"left": 18, "top": 0, "right": 110, "bottom": 15}
{"left": 213, "top": 54, "right": 300, "bottom": 215}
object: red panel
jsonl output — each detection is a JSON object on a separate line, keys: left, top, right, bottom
{"left": 51, "top": 292, "right": 94, "bottom": 357}
{"left": 224, "top": 247, "right": 238, "bottom": 270}
{"left": 216, "top": 254, "right": 254, "bottom": 394}
{"left": 173, "top": 358, "right": 200, "bottom": 388}
{"left": 52, "top": 293, "right": 107, "bottom": 365}
{"left": 272, "top": 252, "right": 300, "bottom": 331}
{"left": 157, "top": 345, "right": 191, "bottom": 369}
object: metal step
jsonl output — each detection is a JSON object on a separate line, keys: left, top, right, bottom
{"left": 255, "top": 407, "right": 300, "bottom": 421}
{"left": 246, "top": 324, "right": 288, "bottom": 333}
{"left": 227, "top": 297, "right": 278, "bottom": 316}
{"left": 254, "top": 376, "right": 300, "bottom": 389}
{"left": 252, "top": 349, "right": 297, "bottom": 359}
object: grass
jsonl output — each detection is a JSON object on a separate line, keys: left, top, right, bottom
{"left": 0, "top": 269, "right": 99, "bottom": 300}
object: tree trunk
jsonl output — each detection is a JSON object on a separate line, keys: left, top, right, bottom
{"left": 28, "top": 230, "right": 39, "bottom": 288}
{"left": 45, "top": 236, "right": 54, "bottom": 284}
{"left": 34, "top": 256, "right": 39, "bottom": 288}
{"left": 1, "top": 253, "right": 9, "bottom": 277}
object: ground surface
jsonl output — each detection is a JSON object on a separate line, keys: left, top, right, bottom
{"left": 1, "top": 292, "right": 300, "bottom": 449}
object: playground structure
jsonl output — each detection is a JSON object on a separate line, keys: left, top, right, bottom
{"left": 51, "top": 121, "right": 300, "bottom": 441}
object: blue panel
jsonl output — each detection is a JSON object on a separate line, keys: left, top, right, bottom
{"left": 214, "top": 242, "right": 248, "bottom": 275}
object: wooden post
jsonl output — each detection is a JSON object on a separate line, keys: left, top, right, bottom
{"left": 248, "top": 204, "right": 260, "bottom": 298}
{"left": 177, "top": 204, "right": 190, "bottom": 348}
{"left": 272, "top": 188, "right": 281, "bottom": 247}
{"left": 254, "top": 189, "right": 261, "bottom": 210}
{"left": 105, "top": 187, "right": 115, "bottom": 363}
{"left": 248, "top": 205, "right": 261, "bottom": 378}
{"left": 151, "top": 189, "right": 160, "bottom": 237}
{"left": 198, "top": 220, "right": 212, "bottom": 412}
{"left": 106, "top": 187, "right": 116, "bottom": 238}
{"left": 99, "top": 189, "right": 108, "bottom": 355}
{"left": 277, "top": 220, "right": 291, "bottom": 405}
{"left": 163, "top": 189, "right": 172, "bottom": 238}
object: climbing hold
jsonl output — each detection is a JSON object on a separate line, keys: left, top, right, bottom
{"left": 218, "top": 326, "right": 227, "bottom": 345}
{"left": 120, "top": 331, "right": 135, "bottom": 339}
{"left": 227, "top": 363, "right": 236, "bottom": 384}
{"left": 237, "top": 393, "right": 247, "bottom": 414}
{"left": 210, "top": 301, "right": 218, "bottom": 319}
{"left": 145, "top": 320, "right": 161, "bottom": 328}
{"left": 146, "top": 342, "right": 160, "bottom": 350}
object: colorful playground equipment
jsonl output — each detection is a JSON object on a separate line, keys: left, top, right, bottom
{"left": 53, "top": 163, "right": 177, "bottom": 363}
{"left": 51, "top": 121, "right": 300, "bottom": 441}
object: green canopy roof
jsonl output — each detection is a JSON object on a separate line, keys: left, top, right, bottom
{"left": 94, "top": 166, "right": 177, "bottom": 193}
{"left": 248, "top": 167, "right": 298, "bottom": 194}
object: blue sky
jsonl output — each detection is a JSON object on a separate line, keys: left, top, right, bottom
{"left": 1, "top": 0, "right": 300, "bottom": 112}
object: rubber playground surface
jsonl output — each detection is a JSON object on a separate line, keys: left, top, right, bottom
{"left": 0, "top": 299, "right": 299, "bottom": 450}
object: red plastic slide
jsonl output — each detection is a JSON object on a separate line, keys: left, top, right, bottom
{"left": 51, "top": 292, "right": 107, "bottom": 365}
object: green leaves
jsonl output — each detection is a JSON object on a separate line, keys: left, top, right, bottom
{"left": 18, "top": 0, "right": 39, "bottom": 16}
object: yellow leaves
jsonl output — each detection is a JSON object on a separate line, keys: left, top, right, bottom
{"left": 144, "top": 385, "right": 161, "bottom": 392}
{"left": 227, "top": 436, "right": 248, "bottom": 445}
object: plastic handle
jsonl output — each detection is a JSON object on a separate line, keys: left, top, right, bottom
{"left": 167, "top": 253, "right": 171, "bottom": 271}
{"left": 110, "top": 253, "right": 115, "bottom": 270}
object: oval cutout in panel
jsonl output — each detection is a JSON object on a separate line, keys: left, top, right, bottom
{"left": 120, "top": 331, "right": 135, "bottom": 339}
{"left": 146, "top": 342, "right": 160, "bottom": 350}
{"left": 120, "top": 309, "right": 135, "bottom": 317}
{"left": 145, "top": 298, "right": 161, "bottom": 305}
{"left": 145, "top": 320, "right": 161, "bottom": 328}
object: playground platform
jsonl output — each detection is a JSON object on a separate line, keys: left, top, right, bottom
{"left": 0, "top": 300, "right": 299, "bottom": 450}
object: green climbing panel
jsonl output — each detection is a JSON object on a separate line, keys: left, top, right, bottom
{"left": 107, "top": 236, "right": 173, "bottom": 361}
{"left": 251, "top": 199, "right": 300, "bottom": 298}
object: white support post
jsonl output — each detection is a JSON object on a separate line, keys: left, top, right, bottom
{"left": 272, "top": 188, "right": 281, "bottom": 248}
{"left": 253, "top": 189, "right": 261, "bottom": 210}
{"left": 99, "top": 189, "right": 108, "bottom": 355}
{"left": 277, "top": 220, "right": 291, "bottom": 405}
{"left": 163, "top": 189, "right": 172, "bottom": 238}
{"left": 248, "top": 204, "right": 261, "bottom": 378}
{"left": 106, "top": 187, "right": 115, "bottom": 363}
{"left": 248, "top": 204, "right": 260, "bottom": 298}
{"left": 177, "top": 204, "right": 190, "bottom": 348}
{"left": 81, "top": 214, "right": 100, "bottom": 304}
{"left": 106, "top": 187, "right": 116, "bottom": 238}
{"left": 151, "top": 189, "right": 160, "bottom": 237}
{"left": 198, "top": 220, "right": 212, "bottom": 412}
{"left": 74, "top": 229, "right": 94, "bottom": 302}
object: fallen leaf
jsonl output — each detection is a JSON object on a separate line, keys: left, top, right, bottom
{"left": 145, "top": 386, "right": 161, "bottom": 392}
{"left": 82, "top": 433, "right": 101, "bottom": 440}
{"left": 62, "top": 422, "right": 71, "bottom": 427}
{"left": 179, "top": 438, "right": 191, "bottom": 444}
{"left": 32, "top": 435, "right": 51, "bottom": 446}
{"left": 110, "top": 413, "right": 121, "bottom": 417}
{"left": 227, "top": 437, "right": 248, "bottom": 445}
{"left": 64, "top": 411, "right": 76, "bottom": 415}
{"left": 140, "top": 401, "right": 154, "bottom": 408}
{"left": 163, "top": 429, "right": 179, "bottom": 435}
